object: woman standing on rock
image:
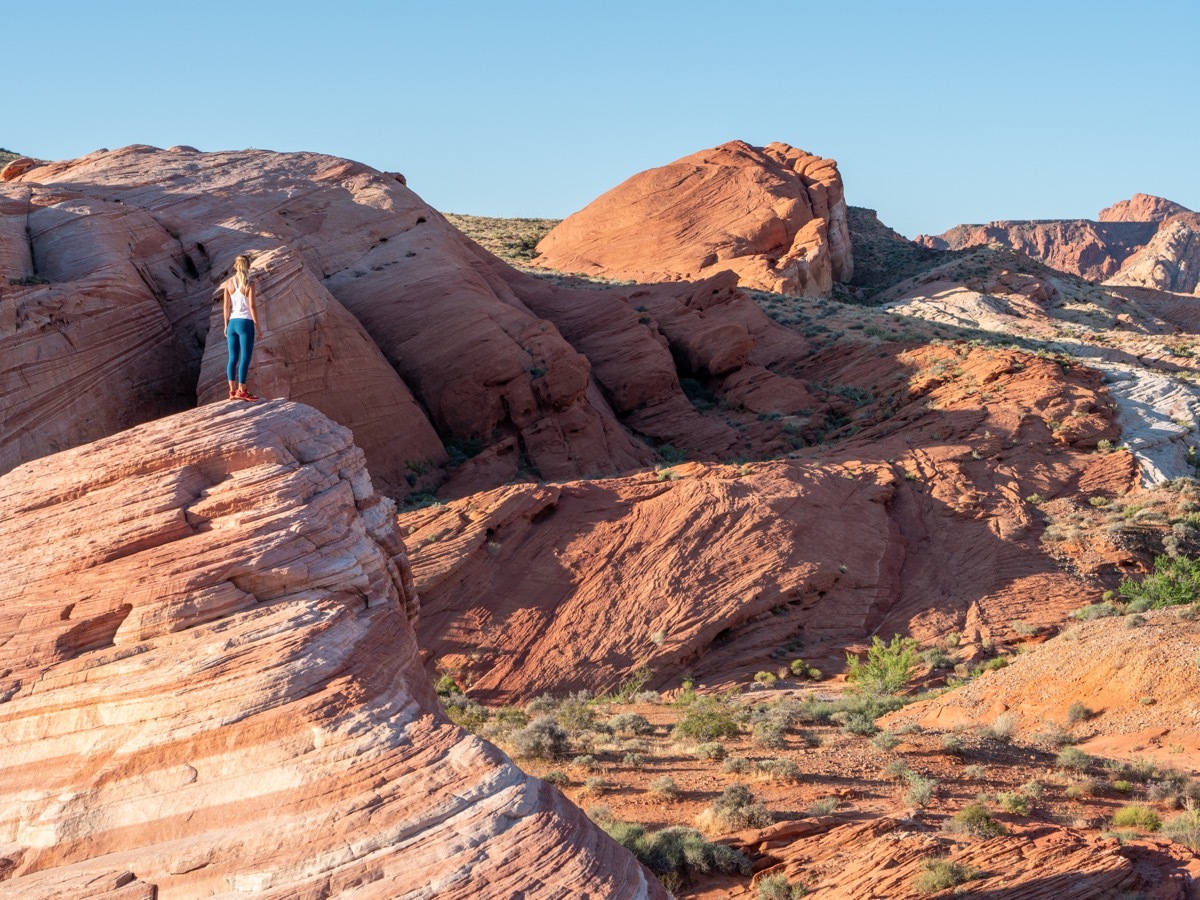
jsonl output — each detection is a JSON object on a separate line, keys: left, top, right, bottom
{"left": 223, "top": 254, "right": 262, "bottom": 401}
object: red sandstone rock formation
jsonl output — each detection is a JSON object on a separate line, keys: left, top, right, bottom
{"left": 0, "top": 401, "right": 662, "bottom": 899}
{"left": 531, "top": 141, "right": 853, "bottom": 297}
{"left": 1108, "top": 212, "right": 1200, "bottom": 295}
{"left": 1099, "top": 193, "right": 1191, "bottom": 223}
{"left": 724, "top": 815, "right": 1198, "bottom": 898}
{"left": 401, "top": 344, "right": 1132, "bottom": 702}
{"left": 916, "top": 195, "right": 1197, "bottom": 290}
{"left": 1, "top": 144, "right": 837, "bottom": 495}
{"left": 915, "top": 220, "right": 1158, "bottom": 282}
{"left": 889, "top": 610, "right": 1200, "bottom": 765}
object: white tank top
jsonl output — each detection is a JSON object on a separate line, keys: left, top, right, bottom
{"left": 229, "top": 278, "right": 252, "bottom": 320}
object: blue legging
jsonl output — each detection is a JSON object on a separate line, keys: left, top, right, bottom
{"left": 226, "top": 318, "right": 256, "bottom": 384}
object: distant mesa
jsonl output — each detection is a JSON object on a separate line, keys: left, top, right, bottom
{"left": 531, "top": 140, "right": 853, "bottom": 297}
{"left": 916, "top": 193, "right": 1199, "bottom": 293}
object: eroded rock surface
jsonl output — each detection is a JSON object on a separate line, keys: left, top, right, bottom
{"left": 401, "top": 342, "right": 1132, "bottom": 702}
{"left": 0, "top": 401, "right": 661, "bottom": 899}
{"left": 532, "top": 141, "right": 852, "bottom": 296}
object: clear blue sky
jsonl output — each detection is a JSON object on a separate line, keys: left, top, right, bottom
{"left": 8, "top": 0, "right": 1198, "bottom": 237}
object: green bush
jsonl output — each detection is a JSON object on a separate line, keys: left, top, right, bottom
{"left": 756, "top": 872, "right": 808, "bottom": 899}
{"left": 442, "top": 693, "right": 489, "bottom": 730}
{"left": 1111, "top": 805, "right": 1162, "bottom": 831}
{"left": 708, "top": 784, "right": 774, "bottom": 831}
{"left": 913, "top": 858, "right": 980, "bottom": 893}
{"left": 673, "top": 696, "right": 741, "bottom": 742}
{"left": 996, "top": 791, "right": 1030, "bottom": 815}
{"left": 1120, "top": 554, "right": 1200, "bottom": 607}
{"left": 754, "top": 670, "right": 778, "bottom": 686}
{"left": 694, "top": 741, "right": 727, "bottom": 760}
{"left": 756, "top": 758, "right": 800, "bottom": 782}
{"left": 945, "top": 802, "right": 1006, "bottom": 838}
{"left": 609, "top": 713, "right": 654, "bottom": 736}
{"left": 723, "top": 756, "right": 752, "bottom": 774}
{"left": 648, "top": 776, "right": 679, "bottom": 800}
{"left": 542, "top": 769, "right": 569, "bottom": 787}
{"left": 846, "top": 635, "right": 920, "bottom": 695}
{"left": 1162, "top": 807, "right": 1200, "bottom": 850}
{"left": 1056, "top": 747, "right": 1092, "bottom": 771}
{"left": 1066, "top": 701, "right": 1094, "bottom": 724}
{"left": 556, "top": 693, "right": 598, "bottom": 734}
{"left": 753, "top": 721, "right": 788, "bottom": 749}
{"left": 872, "top": 730, "right": 900, "bottom": 751}
{"left": 434, "top": 674, "right": 463, "bottom": 696}
{"left": 903, "top": 774, "right": 938, "bottom": 807}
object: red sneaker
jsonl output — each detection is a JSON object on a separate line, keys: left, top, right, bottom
{"left": 235, "top": 389, "right": 260, "bottom": 402}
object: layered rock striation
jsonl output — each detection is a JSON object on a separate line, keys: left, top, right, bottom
{"left": 0, "top": 401, "right": 661, "bottom": 898}
{"left": 532, "top": 141, "right": 853, "bottom": 296}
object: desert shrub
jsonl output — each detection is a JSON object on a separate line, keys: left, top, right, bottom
{"left": 979, "top": 714, "right": 1015, "bottom": 744}
{"left": 754, "top": 670, "right": 778, "bottom": 687}
{"left": 557, "top": 693, "right": 598, "bottom": 733}
{"left": 703, "top": 784, "right": 774, "bottom": 831}
{"left": 1113, "top": 780, "right": 1133, "bottom": 793}
{"left": 941, "top": 734, "right": 965, "bottom": 755}
{"left": 1120, "top": 554, "right": 1200, "bottom": 608}
{"left": 756, "top": 872, "right": 808, "bottom": 900}
{"left": 1162, "top": 807, "right": 1200, "bottom": 850}
{"left": 798, "top": 693, "right": 903, "bottom": 724}
{"left": 542, "top": 769, "right": 569, "bottom": 787}
{"left": 571, "top": 754, "right": 598, "bottom": 770}
{"left": 789, "top": 658, "right": 822, "bottom": 679}
{"left": 494, "top": 706, "right": 529, "bottom": 730}
{"left": 1020, "top": 780, "right": 1044, "bottom": 798}
{"left": 673, "top": 696, "right": 741, "bottom": 742}
{"left": 434, "top": 674, "right": 463, "bottom": 696}
{"left": 753, "top": 721, "right": 788, "bottom": 749}
{"left": 723, "top": 756, "right": 752, "bottom": 774}
{"left": 808, "top": 797, "right": 838, "bottom": 816}
{"left": 609, "top": 713, "right": 654, "bottom": 736}
{"left": 904, "top": 775, "right": 939, "bottom": 808}
{"left": 846, "top": 634, "right": 920, "bottom": 695}
{"left": 441, "top": 693, "right": 489, "bottom": 730}
{"left": 694, "top": 741, "right": 727, "bottom": 760}
{"left": 648, "top": 776, "right": 680, "bottom": 800}
{"left": 525, "top": 693, "right": 558, "bottom": 714}
{"left": 997, "top": 791, "right": 1030, "bottom": 815}
{"left": 1065, "top": 701, "right": 1094, "bottom": 724}
{"left": 1111, "top": 805, "right": 1161, "bottom": 831}
{"left": 1073, "top": 602, "right": 1120, "bottom": 621}
{"left": 896, "top": 722, "right": 923, "bottom": 736}
{"left": 1057, "top": 747, "right": 1093, "bottom": 771}
{"left": 913, "top": 858, "right": 980, "bottom": 893}
{"left": 1147, "top": 774, "right": 1200, "bottom": 808}
{"left": 622, "top": 752, "right": 647, "bottom": 768}
{"left": 581, "top": 776, "right": 608, "bottom": 795}
{"left": 756, "top": 758, "right": 800, "bottom": 782}
{"left": 872, "top": 730, "right": 900, "bottom": 751}
{"left": 511, "top": 720, "right": 571, "bottom": 763}
{"left": 884, "top": 760, "right": 913, "bottom": 781}
{"left": 945, "top": 802, "right": 1006, "bottom": 838}
{"left": 838, "top": 712, "right": 880, "bottom": 737}
{"left": 964, "top": 765, "right": 985, "bottom": 780}
{"left": 1037, "top": 724, "right": 1077, "bottom": 748}
{"left": 920, "top": 646, "right": 953, "bottom": 669}
{"left": 604, "top": 824, "right": 749, "bottom": 886}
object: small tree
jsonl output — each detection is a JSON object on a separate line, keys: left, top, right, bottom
{"left": 846, "top": 635, "right": 920, "bottom": 695}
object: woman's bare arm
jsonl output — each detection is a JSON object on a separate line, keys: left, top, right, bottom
{"left": 222, "top": 282, "right": 231, "bottom": 335}
{"left": 247, "top": 283, "right": 262, "bottom": 334}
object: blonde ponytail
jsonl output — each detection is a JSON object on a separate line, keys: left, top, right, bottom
{"left": 233, "top": 255, "right": 250, "bottom": 291}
